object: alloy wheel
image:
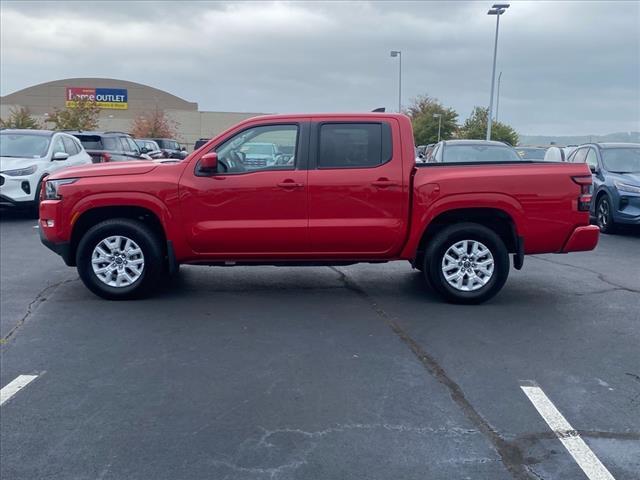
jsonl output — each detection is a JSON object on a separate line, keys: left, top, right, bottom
{"left": 91, "top": 235, "right": 145, "bottom": 287}
{"left": 441, "top": 239, "right": 494, "bottom": 292}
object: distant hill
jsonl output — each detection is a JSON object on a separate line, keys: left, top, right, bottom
{"left": 519, "top": 131, "right": 640, "bottom": 146}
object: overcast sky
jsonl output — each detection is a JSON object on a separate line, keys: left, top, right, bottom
{"left": 1, "top": 1, "right": 638, "bottom": 135}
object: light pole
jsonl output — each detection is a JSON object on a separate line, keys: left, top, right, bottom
{"left": 486, "top": 4, "right": 509, "bottom": 140}
{"left": 390, "top": 50, "right": 402, "bottom": 113}
{"left": 433, "top": 113, "right": 442, "bottom": 142}
{"left": 495, "top": 71, "right": 502, "bottom": 122}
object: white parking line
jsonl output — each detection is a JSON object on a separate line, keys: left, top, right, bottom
{"left": 0, "top": 375, "right": 38, "bottom": 406}
{"left": 521, "top": 385, "right": 615, "bottom": 480}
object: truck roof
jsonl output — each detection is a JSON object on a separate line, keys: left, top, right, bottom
{"left": 247, "top": 113, "right": 408, "bottom": 122}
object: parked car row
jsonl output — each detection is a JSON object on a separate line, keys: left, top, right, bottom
{"left": 0, "top": 128, "right": 189, "bottom": 213}
{"left": 418, "top": 140, "right": 522, "bottom": 163}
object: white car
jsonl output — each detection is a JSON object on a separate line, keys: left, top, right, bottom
{"left": 0, "top": 129, "right": 92, "bottom": 214}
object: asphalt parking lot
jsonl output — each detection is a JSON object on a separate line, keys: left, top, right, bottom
{"left": 1, "top": 212, "right": 638, "bottom": 480}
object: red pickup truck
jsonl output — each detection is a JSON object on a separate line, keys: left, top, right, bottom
{"left": 39, "top": 113, "right": 599, "bottom": 304}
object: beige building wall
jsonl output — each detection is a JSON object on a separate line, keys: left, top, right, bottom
{"left": 1, "top": 78, "right": 266, "bottom": 150}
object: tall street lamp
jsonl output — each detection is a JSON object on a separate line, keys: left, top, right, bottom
{"left": 495, "top": 71, "right": 502, "bottom": 123}
{"left": 390, "top": 50, "right": 402, "bottom": 113}
{"left": 433, "top": 113, "right": 442, "bottom": 142}
{"left": 486, "top": 4, "right": 509, "bottom": 140}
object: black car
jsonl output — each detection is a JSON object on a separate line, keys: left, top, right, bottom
{"left": 144, "top": 138, "right": 187, "bottom": 159}
{"left": 193, "top": 138, "right": 210, "bottom": 151}
{"left": 68, "top": 131, "right": 147, "bottom": 163}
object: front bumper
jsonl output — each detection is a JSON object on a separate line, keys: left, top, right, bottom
{"left": 0, "top": 194, "right": 35, "bottom": 209}
{"left": 39, "top": 224, "right": 74, "bottom": 265}
{"left": 0, "top": 174, "right": 37, "bottom": 205}
{"left": 561, "top": 225, "right": 600, "bottom": 253}
{"left": 613, "top": 193, "right": 640, "bottom": 225}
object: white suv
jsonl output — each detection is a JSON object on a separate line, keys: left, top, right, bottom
{"left": 0, "top": 129, "right": 92, "bottom": 214}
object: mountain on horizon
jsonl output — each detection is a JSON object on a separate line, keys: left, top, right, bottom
{"left": 519, "top": 131, "right": 640, "bottom": 146}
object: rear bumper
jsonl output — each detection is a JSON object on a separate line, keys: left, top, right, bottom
{"left": 561, "top": 225, "right": 600, "bottom": 253}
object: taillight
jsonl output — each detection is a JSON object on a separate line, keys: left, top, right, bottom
{"left": 572, "top": 175, "right": 592, "bottom": 211}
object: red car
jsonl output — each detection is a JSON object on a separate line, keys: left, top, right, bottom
{"left": 39, "top": 113, "right": 598, "bottom": 304}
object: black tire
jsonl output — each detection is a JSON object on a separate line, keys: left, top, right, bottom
{"left": 76, "top": 218, "right": 164, "bottom": 300}
{"left": 424, "top": 223, "right": 509, "bottom": 304}
{"left": 29, "top": 178, "right": 45, "bottom": 219}
{"left": 596, "top": 195, "right": 615, "bottom": 234}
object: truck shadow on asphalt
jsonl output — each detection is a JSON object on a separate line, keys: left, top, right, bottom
{"left": 151, "top": 264, "right": 556, "bottom": 309}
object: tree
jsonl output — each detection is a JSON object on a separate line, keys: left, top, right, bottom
{"left": 458, "top": 106, "right": 519, "bottom": 146}
{"left": 404, "top": 95, "right": 458, "bottom": 145}
{"left": 0, "top": 106, "right": 42, "bottom": 129}
{"left": 130, "top": 108, "right": 179, "bottom": 139}
{"left": 46, "top": 97, "right": 101, "bottom": 131}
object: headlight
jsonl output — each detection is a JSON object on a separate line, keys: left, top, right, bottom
{"left": 1, "top": 165, "right": 37, "bottom": 176}
{"left": 614, "top": 181, "right": 640, "bottom": 194}
{"left": 44, "top": 178, "right": 77, "bottom": 200}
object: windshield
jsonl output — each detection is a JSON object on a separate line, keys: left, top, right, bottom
{"left": 517, "top": 148, "right": 546, "bottom": 160}
{"left": 0, "top": 133, "right": 50, "bottom": 158}
{"left": 242, "top": 143, "right": 274, "bottom": 156}
{"left": 158, "top": 140, "right": 179, "bottom": 150}
{"left": 443, "top": 144, "right": 522, "bottom": 163}
{"left": 136, "top": 140, "right": 156, "bottom": 150}
{"left": 602, "top": 147, "right": 640, "bottom": 173}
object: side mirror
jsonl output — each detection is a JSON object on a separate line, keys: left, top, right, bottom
{"left": 589, "top": 164, "right": 597, "bottom": 173}
{"left": 140, "top": 147, "right": 149, "bottom": 154}
{"left": 198, "top": 152, "right": 218, "bottom": 175}
{"left": 52, "top": 152, "right": 69, "bottom": 161}
{"left": 181, "top": 146, "right": 186, "bottom": 151}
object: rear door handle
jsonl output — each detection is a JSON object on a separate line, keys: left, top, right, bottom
{"left": 277, "top": 180, "right": 304, "bottom": 189}
{"left": 372, "top": 178, "right": 398, "bottom": 188}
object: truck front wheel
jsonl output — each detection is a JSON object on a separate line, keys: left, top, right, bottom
{"left": 76, "top": 218, "right": 164, "bottom": 300}
{"left": 424, "top": 223, "right": 509, "bottom": 304}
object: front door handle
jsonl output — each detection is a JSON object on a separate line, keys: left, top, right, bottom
{"left": 277, "top": 180, "right": 304, "bottom": 189}
{"left": 372, "top": 178, "right": 398, "bottom": 188}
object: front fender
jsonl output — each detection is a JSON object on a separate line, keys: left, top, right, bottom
{"left": 70, "top": 192, "right": 174, "bottom": 228}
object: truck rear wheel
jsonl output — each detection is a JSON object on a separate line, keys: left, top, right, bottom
{"left": 76, "top": 218, "right": 163, "bottom": 300}
{"left": 424, "top": 223, "right": 509, "bottom": 304}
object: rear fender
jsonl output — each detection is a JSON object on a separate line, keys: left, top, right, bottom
{"left": 401, "top": 192, "right": 525, "bottom": 259}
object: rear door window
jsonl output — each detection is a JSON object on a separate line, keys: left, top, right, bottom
{"left": 572, "top": 148, "right": 588, "bottom": 164}
{"left": 102, "top": 137, "right": 119, "bottom": 151}
{"left": 318, "top": 123, "right": 391, "bottom": 169}
{"left": 120, "top": 137, "right": 133, "bottom": 152}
